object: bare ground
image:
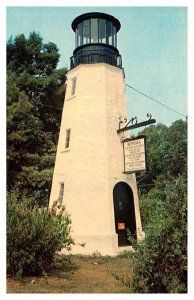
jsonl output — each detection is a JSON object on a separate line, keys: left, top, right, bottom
{"left": 7, "top": 255, "right": 133, "bottom": 293}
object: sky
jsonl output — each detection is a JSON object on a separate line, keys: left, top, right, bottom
{"left": 6, "top": 6, "right": 187, "bottom": 129}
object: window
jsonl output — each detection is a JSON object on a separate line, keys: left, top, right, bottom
{"left": 118, "top": 200, "right": 124, "bottom": 211}
{"left": 83, "top": 19, "right": 90, "bottom": 44}
{"left": 58, "top": 182, "right": 64, "bottom": 205}
{"left": 71, "top": 77, "right": 77, "bottom": 96}
{"left": 75, "top": 28, "right": 78, "bottom": 47}
{"left": 99, "top": 19, "right": 106, "bottom": 43}
{"left": 91, "top": 18, "right": 98, "bottom": 43}
{"left": 106, "top": 21, "right": 113, "bottom": 45}
{"left": 112, "top": 25, "right": 117, "bottom": 47}
{"left": 65, "top": 129, "right": 71, "bottom": 149}
{"left": 78, "top": 22, "right": 83, "bottom": 46}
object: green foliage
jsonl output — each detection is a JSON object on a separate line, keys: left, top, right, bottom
{"left": 116, "top": 120, "right": 187, "bottom": 293}
{"left": 131, "top": 176, "right": 187, "bottom": 293}
{"left": 51, "top": 254, "right": 77, "bottom": 272}
{"left": 7, "top": 32, "right": 67, "bottom": 205}
{"left": 128, "top": 120, "right": 187, "bottom": 293}
{"left": 137, "top": 120, "right": 187, "bottom": 193}
{"left": 7, "top": 191, "right": 74, "bottom": 277}
{"left": 7, "top": 72, "right": 56, "bottom": 204}
{"left": 7, "top": 32, "right": 60, "bottom": 76}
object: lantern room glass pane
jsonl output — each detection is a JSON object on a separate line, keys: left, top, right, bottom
{"left": 113, "top": 25, "right": 117, "bottom": 47}
{"left": 75, "top": 28, "right": 78, "bottom": 47}
{"left": 99, "top": 19, "right": 106, "bottom": 43}
{"left": 91, "top": 18, "right": 98, "bottom": 43}
{"left": 83, "top": 19, "right": 90, "bottom": 44}
{"left": 106, "top": 21, "right": 113, "bottom": 45}
{"left": 78, "top": 22, "right": 83, "bottom": 46}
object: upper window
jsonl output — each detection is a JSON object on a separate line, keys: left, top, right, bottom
{"left": 71, "top": 77, "right": 77, "bottom": 96}
{"left": 65, "top": 129, "right": 71, "bottom": 149}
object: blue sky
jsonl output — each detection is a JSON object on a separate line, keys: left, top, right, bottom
{"left": 2, "top": 4, "right": 193, "bottom": 294}
{"left": 6, "top": 6, "right": 187, "bottom": 128}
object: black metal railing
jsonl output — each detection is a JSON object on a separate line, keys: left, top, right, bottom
{"left": 70, "top": 45, "right": 122, "bottom": 69}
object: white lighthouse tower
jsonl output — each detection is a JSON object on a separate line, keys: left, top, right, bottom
{"left": 49, "top": 12, "right": 143, "bottom": 255}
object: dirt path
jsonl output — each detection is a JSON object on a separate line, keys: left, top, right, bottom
{"left": 7, "top": 255, "right": 133, "bottom": 293}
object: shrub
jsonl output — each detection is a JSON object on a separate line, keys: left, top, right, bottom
{"left": 131, "top": 176, "right": 187, "bottom": 293}
{"left": 7, "top": 191, "right": 74, "bottom": 277}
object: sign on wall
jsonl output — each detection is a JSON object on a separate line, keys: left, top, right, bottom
{"left": 123, "top": 136, "right": 146, "bottom": 174}
{"left": 118, "top": 223, "right": 125, "bottom": 230}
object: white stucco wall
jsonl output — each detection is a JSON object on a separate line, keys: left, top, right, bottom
{"left": 49, "top": 63, "right": 143, "bottom": 255}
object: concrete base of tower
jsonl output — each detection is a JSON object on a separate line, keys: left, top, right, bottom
{"left": 60, "top": 233, "right": 135, "bottom": 256}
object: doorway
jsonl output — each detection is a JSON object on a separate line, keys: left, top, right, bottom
{"left": 113, "top": 182, "right": 136, "bottom": 246}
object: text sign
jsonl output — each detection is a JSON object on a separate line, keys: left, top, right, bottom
{"left": 123, "top": 136, "right": 146, "bottom": 173}
{"left": 118, "top": 223, "right": 125, "bottom": 230}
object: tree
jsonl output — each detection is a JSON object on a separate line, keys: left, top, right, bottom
{"left": 7, "top": 32, "right": 60, "bottom": 76}
{"left": 117, "top": 120, "right": 187, "bottom": 293}
{"left": 132, "top": 120, "right": 187, "bottom": 292}
{"left": 7, "top": 32, "right": 67, "bottom": 205}
{"left": 136, "top": 120, "right": 187, "bottom": 194}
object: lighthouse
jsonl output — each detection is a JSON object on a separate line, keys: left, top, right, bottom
{"left": 49, "top": 12, "right": 143, "bottom": 255}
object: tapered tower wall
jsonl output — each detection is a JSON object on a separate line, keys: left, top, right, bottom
{"left": 49, "top": 63, "right": 143, "bottom": 255}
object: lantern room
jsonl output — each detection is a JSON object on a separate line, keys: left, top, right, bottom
{"left": 70, "top": 12, "right": 122, "bottom": 68}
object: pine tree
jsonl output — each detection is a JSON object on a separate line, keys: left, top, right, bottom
{"left": 7, "top": 32, "right": 67, "bottom": 205}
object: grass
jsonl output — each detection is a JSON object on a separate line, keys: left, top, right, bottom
{"left": 7, "top": 254, "right": 133, "bottom": 293}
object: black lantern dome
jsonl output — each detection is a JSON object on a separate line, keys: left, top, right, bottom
{"left": 70, "top": 12, "right": 122, "bottom": 69}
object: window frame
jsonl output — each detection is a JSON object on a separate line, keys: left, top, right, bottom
{"left": 65, "top": 128, "right": 71, "bottom": 149}
{"left": 58, "top": 182, "right": 64, "bottom": 205}
{"left": 71, "top": 77, "right": 77, "bottom": 96}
